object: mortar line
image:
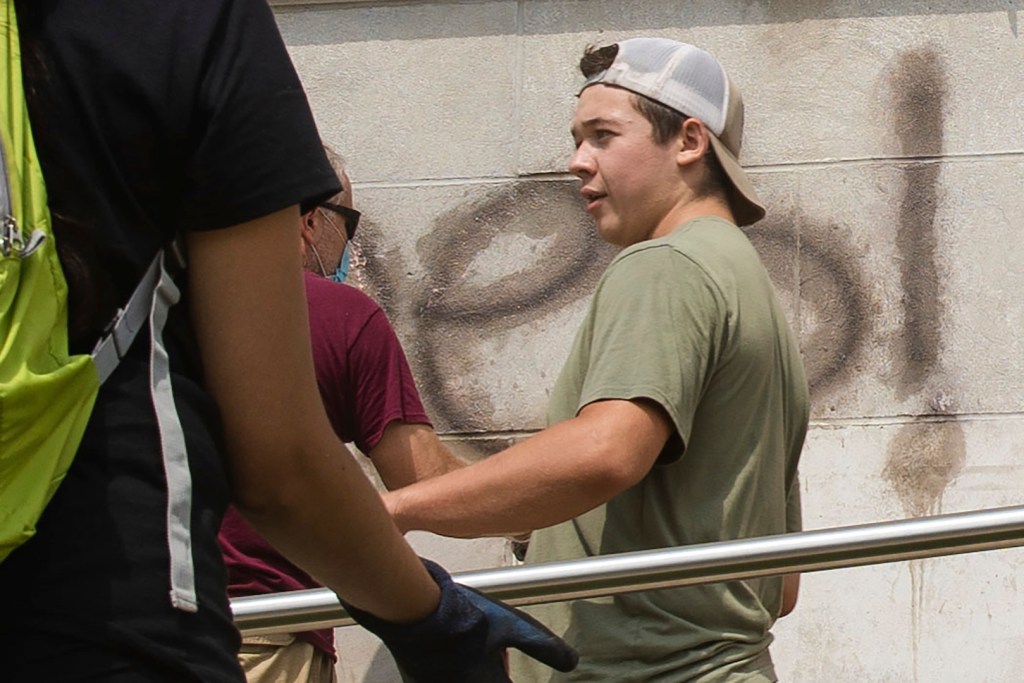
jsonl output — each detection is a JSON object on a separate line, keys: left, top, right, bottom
{"left": 356, "top": 149, "right": 1024, "bottom": 190}
{"left": 810, "top": 411, "right": 1024, "bottom": 428}
{"left": 751, "top": 149, "right": 1024, "bottom": 173}
{"left": 512, "top": 0, "right": 525, "bottom": 181}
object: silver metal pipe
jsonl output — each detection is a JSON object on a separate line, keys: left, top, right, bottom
{"left": 232, "top": 504, "right": 1024, "bottom": 635}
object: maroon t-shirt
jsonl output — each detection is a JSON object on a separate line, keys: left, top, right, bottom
{"left": 218, "top": 272, "right": 431, "bottom": 659}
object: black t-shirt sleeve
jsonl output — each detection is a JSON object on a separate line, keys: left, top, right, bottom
{"left": 181, "top": 0, "right": 339, "bottom": 230}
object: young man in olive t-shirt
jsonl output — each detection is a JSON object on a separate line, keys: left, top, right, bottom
{"left": 383, "top": 38, "right": 809, "bottom": 681}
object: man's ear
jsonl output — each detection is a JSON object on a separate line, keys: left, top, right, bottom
{"left": 676, "top": 118, "right": 710, "bottom": 168}
{"left": 300, "top": 211, "right": 317, "bottom": 246}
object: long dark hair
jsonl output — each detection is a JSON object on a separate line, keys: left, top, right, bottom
{"left": 15, "top": 0, "right": 115, "bottom": 348}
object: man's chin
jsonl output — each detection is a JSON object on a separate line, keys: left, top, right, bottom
{"left": 595, "top": 224, "right": 632, "bottom": 248}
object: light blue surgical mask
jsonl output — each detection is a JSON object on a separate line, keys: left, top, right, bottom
{"left": 329, "top": 245, "right": 351, "bottom": 284}
{"left": 308, "top": 207, "right": 353, "bottom": 283}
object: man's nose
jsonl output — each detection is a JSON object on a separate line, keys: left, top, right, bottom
{"left": 568, "top": 144, "right": 595, "bottom": 178}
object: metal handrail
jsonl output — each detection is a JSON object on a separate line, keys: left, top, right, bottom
{"left": 232, "top": 504, "right": 1024, "bottom": 635}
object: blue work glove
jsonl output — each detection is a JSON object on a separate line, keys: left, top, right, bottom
{"left": 344, "top": 558, "right": 578, "bottom": 682}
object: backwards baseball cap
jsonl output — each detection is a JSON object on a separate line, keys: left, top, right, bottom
{"left": 579, "top": 38, "right": 765, "bottom": 226}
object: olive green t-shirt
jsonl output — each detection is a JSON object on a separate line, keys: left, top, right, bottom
{"left": 510, "top": 217, "right": 808, "bottom": 682}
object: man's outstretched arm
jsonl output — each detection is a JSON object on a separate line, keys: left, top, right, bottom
{"left": 384, "top": 398, "right": 673, "bottom": 538}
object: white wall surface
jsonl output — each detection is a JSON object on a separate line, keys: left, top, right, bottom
{"left": 270, "top": 1, "right": 1024, "bottom": 680}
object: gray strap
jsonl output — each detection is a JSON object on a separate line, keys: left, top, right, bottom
{"left": 1, "top": 137, "right": 47, "bottom": 258}
{"left": 87, "top": 239, "right": 196, "bottom": 611}
{"left": 91, "top": 250, "right": 163, "bottom": 383}
{"left": 148, "top": 250, "right": 198, "bottom": 613}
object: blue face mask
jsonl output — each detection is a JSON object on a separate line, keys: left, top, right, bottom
{"left": 329, "top": 245, "right": 351, "bottom": 284}
{"left": 307, "top": 206, "right": 353, "bottom": 283}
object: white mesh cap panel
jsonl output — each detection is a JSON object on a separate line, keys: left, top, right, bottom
{"left": 576, "top": 37, "right": 764, "bottom": 225}
{"left": 580, "top": 38, "right": 729, "bottom": 136}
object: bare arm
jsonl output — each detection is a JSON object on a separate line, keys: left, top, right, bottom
{"left": 370, "top": 422, "right": 468, "bottom": 491}
{"left": 186, "top": 206, "right": 438, "bottom": 621}
{"left": 779, "top": 573, "right": 800, "bottom": 617}
{"left": 384, "top": 398, "right": 673, "bottom": 538}
{"left": 779, "top": 475, "right": 802, "bottom": 617}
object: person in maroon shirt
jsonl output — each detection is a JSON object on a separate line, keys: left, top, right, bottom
{"left": 218, "top": 149, "right": 465, "bottom": 683}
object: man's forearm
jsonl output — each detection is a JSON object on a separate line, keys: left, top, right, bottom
{"left": 384, "top": 400, "right": 670, "bottom": 538}
{"left": 385, "top": 429, "right": 612, "bottom": 537}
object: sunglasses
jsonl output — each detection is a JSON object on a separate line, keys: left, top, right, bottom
{"left": 318, "top": 201, "right": 361, "bottom": 240}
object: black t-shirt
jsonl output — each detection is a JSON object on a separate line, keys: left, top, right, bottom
{"left": 1, "top": 1, "right": 340, "bottom": 681}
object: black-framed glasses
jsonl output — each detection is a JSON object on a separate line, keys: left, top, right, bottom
{"left": 318, "top": 201, "right": 361, "bottom": 240}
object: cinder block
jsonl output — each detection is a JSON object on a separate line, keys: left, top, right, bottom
{"left": 797, "top": 417, "right": 1024, "bottom": 529}
{"left": 278, "top": 2, "right": 519, "bottom": 183}
{"left": 773, "top": 563, "right": 916, "bottom": 681}
{"left": 913, "top": 548, "right": 1024, "bottom": 682}
{"left": 755, "top": 158, "right": 1024, "bottom": 420}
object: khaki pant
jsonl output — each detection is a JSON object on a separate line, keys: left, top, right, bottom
{"left": 238, "top": 634, "right": 337, "bottom": 683}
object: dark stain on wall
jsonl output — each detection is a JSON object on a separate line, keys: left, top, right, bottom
{"left": 884, "top": 421, "right": 966, "bottom": 517}
{"left": 891, "top": 47, "right": 947, "bottom": 400}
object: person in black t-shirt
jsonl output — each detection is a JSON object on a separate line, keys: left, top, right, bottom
{"left": 1, "top": 1, "right": 576, "bottom": 682}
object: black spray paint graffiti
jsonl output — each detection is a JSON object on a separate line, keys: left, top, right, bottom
{"left": 743, "top": 216, "right": 870, "bottom": 400}
{"left": 410, "top": 183, "right": 617, "bottom": 434}
{"left": 358, "top": 181, "right": 618, "bottom": 436}
{"left": 891, "top": 47, "right": 947, "bottom": 401}
{"left": 359, "top": 48, "right": 964, "bottom": 491}
{"left": 880, "top": 47, "right": 965, "bottom": 521}
{"left": 361, "top": 179, "right": 873, "bottom": 440}
{"left": 877, "top": 48, "right": 964, "bottom": 677}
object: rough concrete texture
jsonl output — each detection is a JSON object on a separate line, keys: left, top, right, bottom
{"left": 774, "top": 418, "right": 1024, "bottom": 681}
{"left": 268, "top": 1, "right": 1024, "bottom": 680}
{"left": 277, "top": 2, "right": 520, "bottom": 182}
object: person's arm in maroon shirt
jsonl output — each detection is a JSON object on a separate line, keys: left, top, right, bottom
{"left": 371, "top": 421, "right": 466, "bottom": 490}
{"left": 349, "top": 305, "right": 466, "bottom": 488}
{"left": 309, "top": 280, "right": 467, "bottom": 490}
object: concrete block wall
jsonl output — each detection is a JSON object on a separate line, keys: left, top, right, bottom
{"left": 272, "top": 2, "right": 1024, "bottom": 680}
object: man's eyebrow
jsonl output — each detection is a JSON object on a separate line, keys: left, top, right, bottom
{"left": 576, "top": 116, "right": 617, "bottom": 129}
{"left": 571, "top": 116, "right": 618, "bottom": 137}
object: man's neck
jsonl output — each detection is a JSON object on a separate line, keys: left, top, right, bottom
{"left": 649, "top": 195, "right": 735, "bottom": 241}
